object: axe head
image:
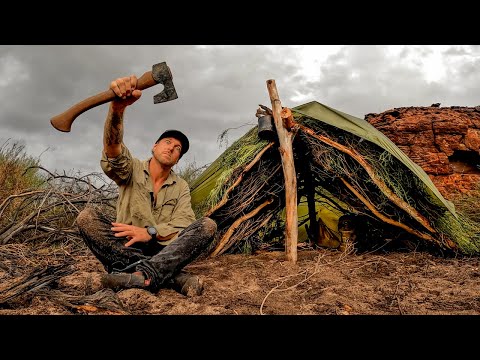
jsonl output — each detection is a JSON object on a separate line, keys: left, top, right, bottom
{"left": 152, "top": 62, "right": 178, "bottom": 104}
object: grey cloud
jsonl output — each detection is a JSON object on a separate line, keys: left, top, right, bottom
{"left": 1, "top": 45, "right": 479, "bottom": 180}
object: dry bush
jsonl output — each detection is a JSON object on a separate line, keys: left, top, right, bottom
{"left": 0, "top": 139, "right": 45, "bottom": 228}
{"left": 0, "top": 139, "right": 118, "bottom": 246}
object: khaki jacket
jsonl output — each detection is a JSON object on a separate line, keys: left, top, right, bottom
{"left": 101, "top": 144, "right": 196, "bottom": 245}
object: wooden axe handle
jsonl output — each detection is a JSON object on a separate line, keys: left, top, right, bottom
{"left": 50, "top": 71, "right": 157, "bottom": 132}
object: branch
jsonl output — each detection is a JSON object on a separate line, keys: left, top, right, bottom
{"left": 297, "top": 124, "right": 436, "bottom": 234}
{"left": 210, "top": 198, "right": 274, "bottom": 257}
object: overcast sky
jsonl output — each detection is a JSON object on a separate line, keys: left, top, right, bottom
{"left": 1, "top": 45, "right": 479, "bottom": 181}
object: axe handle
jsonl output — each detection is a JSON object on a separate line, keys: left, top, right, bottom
{"left": 50, "top": 71, "right": 157, "bottom": 132}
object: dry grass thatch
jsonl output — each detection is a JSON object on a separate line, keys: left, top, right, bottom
{"left": 190, "top": 105, "right": 480, "bottom": 257}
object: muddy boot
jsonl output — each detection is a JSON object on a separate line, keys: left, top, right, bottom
{"left": 100, "top": 271, "right": 149, "bottom": 291}
{"left": 171, "top": 271, "right": 204, "bottom": 297}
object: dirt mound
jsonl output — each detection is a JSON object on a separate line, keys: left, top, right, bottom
{"left": 2, "top": 247, "right": 479, "bottom": 315}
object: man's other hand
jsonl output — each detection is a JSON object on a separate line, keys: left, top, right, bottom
{"left": 111, "top": 222, "right": 151, "bottom": 247}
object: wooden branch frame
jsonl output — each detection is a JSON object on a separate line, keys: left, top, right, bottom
{"left": 206, "top": 142, "right": 275, "bottom": 217}
{"left": 297, "top": 124, "right": 436, "bottom": 234}
{"left": 339, "top": 177, "right": 441, "bottom": 244}
{"left": 267, "top": 80, "right": 298, "bottom": 263}
{"left": 210, "top": 198, "right": 274, "bottom": 257}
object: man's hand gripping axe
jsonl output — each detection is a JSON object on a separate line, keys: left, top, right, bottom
{"left": 50, "top": 61, "right": 178, "bottom": 132}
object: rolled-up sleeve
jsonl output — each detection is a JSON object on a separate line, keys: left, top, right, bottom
{"left": 100, "top": 144, "right": 133, "bottom": 185}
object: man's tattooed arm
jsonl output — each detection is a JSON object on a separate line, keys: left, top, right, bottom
{"left": 103, "top": 104, "right": 124, "bottom": 158}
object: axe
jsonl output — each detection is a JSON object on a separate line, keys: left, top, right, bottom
{"left": 50, "top": 61, "right": 178, "bottom": 132}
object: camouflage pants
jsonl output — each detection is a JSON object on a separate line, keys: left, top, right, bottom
{"left": 76, "top": 206, "right": 217, "bottom": 292}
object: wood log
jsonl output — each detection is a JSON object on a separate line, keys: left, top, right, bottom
{"left": 267, "top": 79, "right": 298, "bottom": 264}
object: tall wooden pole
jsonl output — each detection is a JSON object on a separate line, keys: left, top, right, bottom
{"left": 267, "top": 79, "right": 298, "bottom": 264}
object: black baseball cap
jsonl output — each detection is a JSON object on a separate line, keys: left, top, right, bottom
{"left": 156, "top": 129, "right": 190, "bottom": 157}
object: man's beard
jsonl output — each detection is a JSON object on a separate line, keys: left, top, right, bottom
{"left": 153, "top": 152, "right": 176, "bottom": 167}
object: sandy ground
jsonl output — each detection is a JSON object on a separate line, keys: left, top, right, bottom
{"left": 1, "top": 243, "right": 479, "bottom": 316}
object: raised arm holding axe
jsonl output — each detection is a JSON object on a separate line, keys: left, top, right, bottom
{"left": 55, "top": 62, "right": 217, "bottom": 296}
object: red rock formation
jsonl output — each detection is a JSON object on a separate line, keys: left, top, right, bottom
{"left": 365, "top": 105, "right": 480, "bottom": 200}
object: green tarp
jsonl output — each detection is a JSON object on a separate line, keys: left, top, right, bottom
{"left": 191, "top": 100, "right": 456, "bottom": 219}
{"left": 190, "top": 100, "right": 480, "bottom": 254}
{"left": 293, "top": 101, "right": 456, "bottom": 216}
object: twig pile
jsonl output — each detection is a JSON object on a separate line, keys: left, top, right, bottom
{"left": 0, "top": 168, "right": 119, "bottom": 312}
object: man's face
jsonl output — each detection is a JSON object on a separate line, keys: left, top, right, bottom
{"left": 152, "top": 137, "right": 182, "bottom": 167}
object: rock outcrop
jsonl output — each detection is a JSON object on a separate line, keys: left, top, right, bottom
{"left": 365, "top": 104, "right": 480, "bottom": 200}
